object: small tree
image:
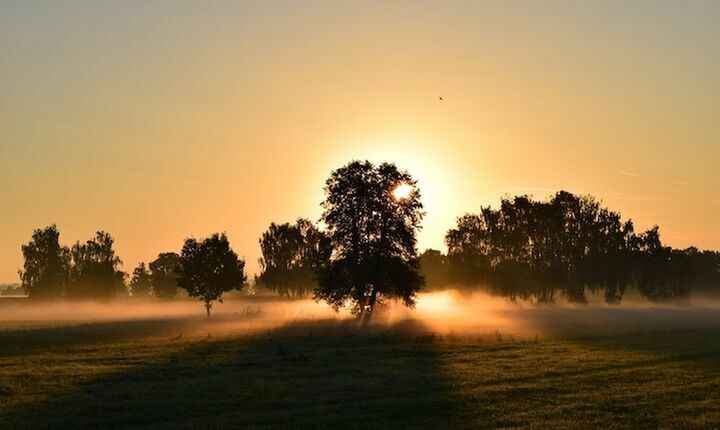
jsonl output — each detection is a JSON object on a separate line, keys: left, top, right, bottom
{"left": 149, "top": 252, "right": 181, "bottom": 299}
{"left": 19, "top": 225, "right": 70, "bottom": 298}
{"left": 178, "top": 233, "right": 246, "bottom": 317}
{"left": 129, "top": 262, "right": 152, "bottom": 297}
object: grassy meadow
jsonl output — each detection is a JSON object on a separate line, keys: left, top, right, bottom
{"left": 1, "top": 294, "right": 719, "bottom": 429}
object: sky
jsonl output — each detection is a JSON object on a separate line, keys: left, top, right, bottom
{"left": 1, "top": 0, "right": 719, "bottom": 282}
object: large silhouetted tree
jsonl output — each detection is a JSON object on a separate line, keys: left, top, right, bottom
{"left": 19, "top": 225, "right": 70, "bottom": 298}
{"left": 178, "top": 233, "right": 246, "bottom": 317}
{"left": 129, "top": 262, "right": 152, "bottom": 297}
{"left": 149, "top": 252, "right": 181, "bottom": 299}
{"left": 256, "top": 218, "right": 330, "bottom": 298}
{"left": 315, "top": 160, "right": 424, "bottom": 317}
{"left": 67, "top": 231, "right": 125, "bottom": 299}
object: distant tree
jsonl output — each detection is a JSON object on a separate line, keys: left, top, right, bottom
{"left": 19, "top": 225, "right": 70, "bottom": 298}
{"left": 178, "top": 233, "right": 246, "bottom": 317}
{"left": 129, "top": 262, "right": 152, "bottom": 297}
{"left": 445, "top": 213, "right": 493, "bottom": 285}
{"left": 67, "top": 231, "right": 125, "bottom": 299}
{"left": 257, "top": 218, "right": 330, "bottom": 298}
{"left": 0, "top": 284, "right": 24, "bottom": 296}
{"left": 682, "top": 248, "right": 720, "bottom": 292}
{"left": 315, "top": 160, "right": 425, "bottom": 317}
{"left": 419, "top": 249, "right": 451, "bottom": 290}
{"left": 149, "top": 252, "right": 181, "bottom": 299}
{"left": 634, "top": 226, "right": 691, "bottom": 301}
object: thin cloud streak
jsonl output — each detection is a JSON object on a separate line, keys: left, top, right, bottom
{"left": 606, "top": 192, "right": 671, "bottom": 202}
{"left": 620, "top": 171, "right": 657, "bottom": 181}
{"left": 622, "top": 195, "right": 672, "bottom": 202}
{"left": 619, "top": 171, "right": 689, "bottom": 187}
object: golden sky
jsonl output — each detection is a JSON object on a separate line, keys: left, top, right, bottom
{"left": 1, "top": 1, "right": 719, "bottom": 282}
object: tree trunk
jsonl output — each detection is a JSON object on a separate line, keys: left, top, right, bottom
{"left": 362, "top": 286, "right": 378, "bottom": 327}
{"left": 205, "top": 301, "right": 212, "bottom": 319}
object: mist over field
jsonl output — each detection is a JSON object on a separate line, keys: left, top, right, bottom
{"left": 3, "top": 289, "right": 720, "bottom": 428}
{"left": 4, "top": 289, "right": 720, "bottom": 338}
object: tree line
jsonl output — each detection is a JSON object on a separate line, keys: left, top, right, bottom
{"left": 19, "top": 228, "right": 245, "bottom": 317}
{"left": 431, "top": 192, "right": 720, "bottom": 303}
{"left": 18, "top": 161, "right": 720, "bottom": 317}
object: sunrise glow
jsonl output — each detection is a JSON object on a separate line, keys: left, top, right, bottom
{"left": 392, "top": 183, "right": 413, "bottom": 201}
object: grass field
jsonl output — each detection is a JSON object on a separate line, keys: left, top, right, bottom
{"left": 1, "top": 294, "right": 719, "bottom": 429}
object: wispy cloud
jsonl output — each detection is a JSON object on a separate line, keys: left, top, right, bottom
{"left": 606, "top": 192, "right": 671, "bottom": 202}
{"left": 620, "top": 171, "right": 656, "bottom": 181}
{"left": 619, "top": 171, "right": 689, "bottom": 187}
{"left": 622, "top": 195, "right": 672, "bottom": 202}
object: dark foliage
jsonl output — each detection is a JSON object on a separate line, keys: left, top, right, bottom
{"left": 149, "top": 252, "right": 181, "bottom": 299}
{"left": 129, "top": 262, "right": 152, "bottom": 297}
{"left": 67, "top": 231, "right": 126, "bottom": 299}
{"left": 19, "top": 225, "right": 70, "bottom": 298}
{"left": 315, "top": 160, "right": 425, "bottom": 316}
{"left": 256, "top": 218, "right": 330, "bottom": 298}
{"left": 178, "top": 233, "right": 246, "bottom": 317}
{"left": 419, "top": 249, "right": 451, "bottom": 290}
{"left": 445, "top": 191, "right": 716, "bottom": 303}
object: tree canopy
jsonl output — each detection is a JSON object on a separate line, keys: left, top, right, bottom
{"left": 444, "top": 191, "right": 710, "bottom": 303}
{"left": 67, "top": 231, "right": 126, "bottom": 299}
{"left": 129, "top": 262, "right": 152, "bottom": 297}
{"left": 178, "top": 233, "right": 246, "bottom": 317}
{"left": 19, "top": 225, "right": 70, "bottom": 298}
{"left": 149, "top": 252, "right": 181, "bottom": 299}
{"left": 256, "top": 218, "right": 330, "bottom": 298}
{"left": 315, "top": 160, "right": 425, "bottom": 316}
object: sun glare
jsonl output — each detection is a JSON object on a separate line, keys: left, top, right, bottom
{"left": 392, "top": 182, "right": 413, "bottom": 201}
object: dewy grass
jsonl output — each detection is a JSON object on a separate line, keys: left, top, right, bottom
{"left": 1, "top": 296, "right": 719, "bottom": 429}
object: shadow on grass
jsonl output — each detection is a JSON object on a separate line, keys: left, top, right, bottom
{"left": 0, "top": 318, "right": 204, "bottom": 358}
{"left": 510, "top": 306, "right": 720, "bottom": 363}
{"left": 0, "top": 318, "right": 459, "bottom": 430}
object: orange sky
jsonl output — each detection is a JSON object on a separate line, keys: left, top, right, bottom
{"left": 1, "top": 1, "right": 719, "bottom": 282}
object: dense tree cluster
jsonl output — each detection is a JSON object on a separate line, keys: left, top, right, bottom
{"left": 19, "top": 227, "right": 246, "bottom": 315}
{"left": 256, "top": 218, "right": 330, "bottom": 298}
{"left": 19, "top": 225, "right": 70, "bottom": 299}
{"left": 19, "top": 226, "right": 125, "bottom": 299}
{"left": 440, "top": 191, "right": 720, "bottom": 303}
{"left": 68, "top": 231, "right": 126, "bottom": 299}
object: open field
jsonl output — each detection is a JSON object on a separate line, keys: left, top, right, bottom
{"left": 1, "top": 293, "right": 720, "bottom": 429}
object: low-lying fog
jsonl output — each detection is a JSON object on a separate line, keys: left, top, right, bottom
{"left": 3, "top": 290, "right": 720, "bottom": 339}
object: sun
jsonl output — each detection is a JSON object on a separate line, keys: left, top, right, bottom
{"left": 392, "top": 182, "right": 413, "bottom": 201}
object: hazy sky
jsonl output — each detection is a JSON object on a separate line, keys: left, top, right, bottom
{"left": 1, "top": 1, "right": 719, "bottom": 282}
